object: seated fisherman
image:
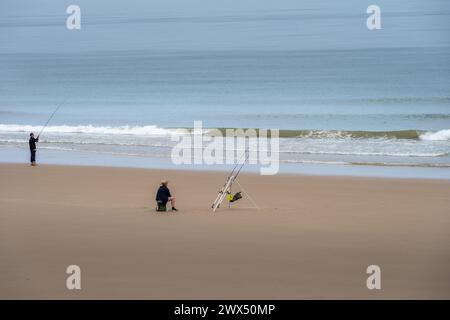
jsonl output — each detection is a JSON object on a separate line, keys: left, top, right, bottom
{"left": 156, "top": 180, "right": 178, "bottom": 212}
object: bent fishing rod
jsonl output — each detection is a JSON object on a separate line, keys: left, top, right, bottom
{"left": 38, "top": 100, "right": 66, "bottom": 137}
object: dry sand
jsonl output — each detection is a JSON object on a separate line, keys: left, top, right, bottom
{"left": 0, "top": 163, "right": 449, "bottom": 299}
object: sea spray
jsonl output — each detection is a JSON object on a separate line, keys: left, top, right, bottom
{"left": 419, "top": 129, "right": 450, "bottom": 141}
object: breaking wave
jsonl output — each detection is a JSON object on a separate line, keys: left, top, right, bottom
{"left": 281, "top": 159, "right": 450, "bottom": 168}
{"left": 0, "top": 124, "right": 184, "bottom": 136}
{"left": 216, "top": 128, "right": 450, "bottom": 140}
{"left": 419, "top": 129, "right": 450, "bottom": 141}
{"left": 0, "top": 124, "right": 449, "bottom": 141}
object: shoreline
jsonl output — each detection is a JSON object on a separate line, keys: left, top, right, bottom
{"left": 1, "top": 146, "right": 450, "bottom": 180}
{"left": 1, "top": 163, "right": 449, "bottom": 299}
{"left": 1, "top": 162, "right": 450, "bottom": 183}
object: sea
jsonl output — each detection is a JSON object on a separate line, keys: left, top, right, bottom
{"left": 1, "top": 0, "right": 449, "bottom": 179}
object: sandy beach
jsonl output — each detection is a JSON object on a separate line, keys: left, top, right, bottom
{"left": 0, "top": 163, "right": 449, "bottom": 299}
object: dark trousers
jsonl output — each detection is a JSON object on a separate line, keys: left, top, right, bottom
{"left": 31, "top": 150, "right": 36, "bottom": 163}
{"left": 156, "top": 201, "right": 167, "bottom": 212}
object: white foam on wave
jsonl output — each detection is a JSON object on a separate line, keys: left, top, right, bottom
{"left": 282, "top": 159, "right": 450, "bottom": 168}
{"left": 419, "top": 129, "right": 450, "bottom": 141}
{"left": 0, "top": 124, "right": 183, "bottom": 136}
{"left": 281, "top": 149, "right": 449, "bottom": 157}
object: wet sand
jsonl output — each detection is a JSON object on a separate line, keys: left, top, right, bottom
{"left": 0, "top": 164, "right": 449, "bottom": 299}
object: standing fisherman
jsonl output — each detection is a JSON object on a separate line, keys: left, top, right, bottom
{"left": 29, "top": 133, "right": 39, "bottom": 166}
{"left": 29, "top": 100, "right": 65, "bottom": 167}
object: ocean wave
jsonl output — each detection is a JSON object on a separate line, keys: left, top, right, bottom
{"left": 215, "top": 128, "right": 450, "bottom": 140}
{"left": 0, "top": 138, "right": 175, "bottom": 149}
{"left": 1, "top": 124, "right": 449, "bottom": 141}
{"left": 281, "top": 159, "right": 450, "bottom": 168}
{"left": 2, "top": 138, "right": 446, "bottom": 159}
{"left": 214, "top": 129, "right": 424, "bottom": 139}
{"left": 0, "top": 124, "right": 183, "bottom": 136}
{"left": 37, "top": 146, "right": 170, "bottom": 158}
{"left": 419, "top": 129, "right": 450, "bottom": 141}
{"left": 281, "top": 129, "right": 421, "bottom": 139}
{"left": 281, "top": 150, "right": 449, "bottom": 157}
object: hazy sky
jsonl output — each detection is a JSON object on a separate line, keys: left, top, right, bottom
{"left": 1, "top": 0, "right": 450, "bottom": 53}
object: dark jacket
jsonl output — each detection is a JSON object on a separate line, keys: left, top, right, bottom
{"left": 29, "top": 137, "right": 39, "bottom": 151}
{"left": 156, "top": 186, "right": 171, "bottom": 204}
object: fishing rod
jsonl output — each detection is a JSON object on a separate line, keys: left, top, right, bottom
{"left": 227, "top": 149, "right": 247, "bottom": 180}
{"left": 233, "top": 148, "right": 250, "bottom": 181}
{"left": 38, "top": 100, "right": 66, "bottom": 137}
{"left": 219, "top": 148, "right": 248, "bottom": 190}
{"left": 211, "top": 148, "right": 249, "bottom": 212}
